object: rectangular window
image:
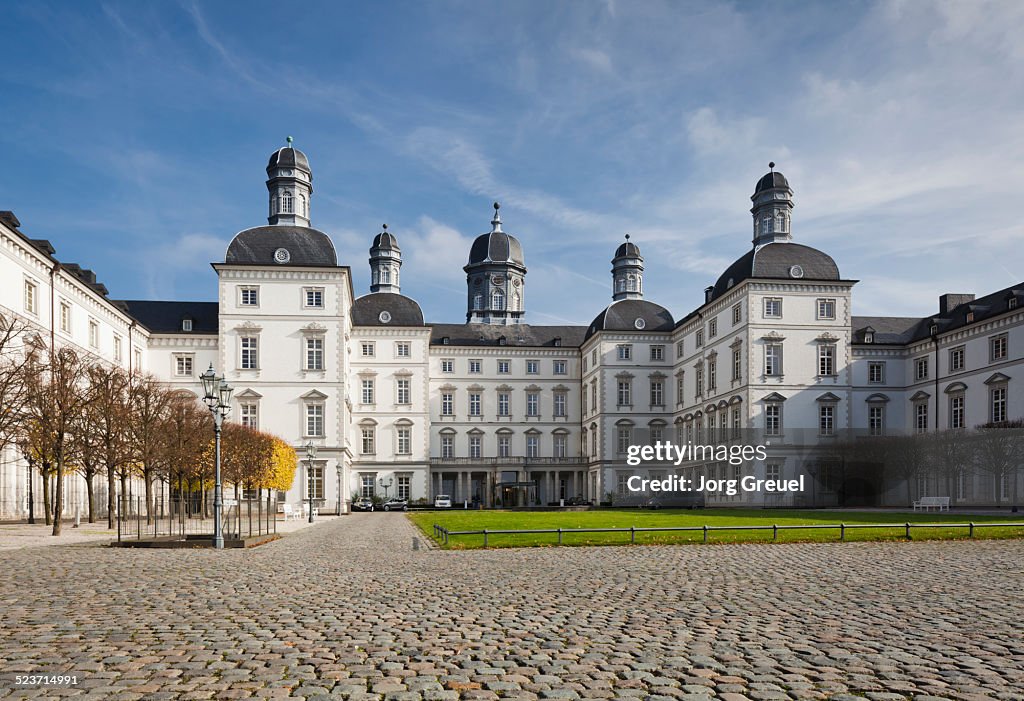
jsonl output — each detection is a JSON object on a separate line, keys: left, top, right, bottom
{"left": 182, "top": 319, "right": 193, "bottom": 332}
{"left": 616, "top": 427, "right": 631, "bottom": 454}
{"left": 819, "top": 405, "right": 834, "bottom": 436}
{"left": 554, "top": 434, "right": 567, "bottom": 458}
{"left": 306, "top": 337, "right": 324, "bottom": 370}
{"left": 915, "top": 357, "right": 929, "bottom": 381}
{"left": 441, "top": 359, "right": 454, "bottom": 373}
{"left": 553, "top": 360, "right": 567, "bottom": 375}
{"left": 113, "top": 336, "right": 123, "bottom": 363}
{"left": 361, "top": 379, "right": 374, "bottom": 404}
{"left": 817, "top": 298, "right": 836, "bottom": 320}
{"left": 134, "top": 348, "right": 142, "bottom": 369}
{"left": 915, "top": 403, "right": 928, "bottom": 433}
{"left": 617, "top": 473, "right": 629, "bottom": 497}
{"left": 441, "top": 435, "right": 454, "bottom": 458}
{"left": 304, "top": 288, "right": 324, "bottom": 308}
{"left": 732, "top": 303, "right": 742, "bottom": 326}
{"left": 582, "top": 386, "right": 588, "bottom": 415}
{"left": 396, "top": 342, "right": 410, "bottom": 358}
{"left": 469, "top": 435, "right": 481, "bottom": 459}
{"left": 240, "top": 287, "right": 258, "bottom": 306}
{"left": 765, "top": 344, "right": 782, "bottom": 376}
{"left": 396, "top": 378, "right": 410, "bottom": 404}
{"left": 765, "top": 404, "right": 781, "bottom": 436}
{"left": 676, "top": 340, "right": 685, "bottom": 358}
{"left": 88, "top": 320, "right": 99, "bottom": 349}
{"left": 868, "top": 405, "right": 884, "bottom": 435}
{"left": 360, "top": 475, "right": 375, "bottom": 498}
{"left": 695, "top": 330, "right": 704, "bottom": 347}
{"left": 469, "top": 393, "right": 481, "bottom": 416}
{"left": 553, "top": 393, "right": 566, "bottom": 417}
{"left": 469, "top": 359, "right": 482, "bottom": 373}
{"left": 498, "top": 359, "right": 511, "bottom": 374}
{"left": 766, "top": 462, "right": 781, "bottom": 482}
{"left": 59, "top": 302, "right": 71, "bottom": 333}
{"left": 818, "top": 344, "right": 836, "bottom": 376}
{"left": 676, "top": 375, "right": 684, "bottom": 406}
{"left": 526, "top": 393, "right": 539, "bottom": 417}
{"left": 397, "top": 427, "right": 411, "bottom": 455}
{"left": 617, "top": 381, "right": 631, "bottom": 406}
{"left": 991, "top": 386, "right": 1007, "bottom": 423}
{"left": 868, "top": 362, "right": 885, "bottom": 384}
{"left": 441, "top": 393, "right": 453, "bottom": 416}
{"left": 732, "top": 347, "right": 742, "bottom": 382}
{"left": 361, "top": 428, "right": 375, "bottom": 455}
{"left": 990, "top": 334, "right": 1008, "bottom": 362}
{"left": 591, "top": 381, "right": 597, "bottom": 412}
{"left": 708, "top": 319, "right": 718, "bottom": 338}
{"left": 950, "top": 395, "right": 965, "bottom": 429}
{"left": 306, "top": 404, "right": 324, "bottom": 437}
{"left": 307, "top": 465, "right": 324, "bottom": 500}
{"left": 764, "top": 298, "right": 782, "bottom": 318}
{"left": 526, "top": 360, "right": 538, "bottom": 374}
{"left": 949, "top": 346, "right": 965, "bottom": 372}
{"left": 175, "top": 355, "right": 193, "bottom": 377}
{"left": 650, "top": 425, "right": 663, "bottom": 443}
{"left": 617, "top": 344, "right": 632, "bottom": 360}
{"left": 592, "top": 348, "right": 598, "bottom": 366}
{"left": 590, "top": 429, "right": 597, "bottom": 457}
{"left": 695, "top": 365, "right": 704, "bottom": 398}
{"left": 24, "top": 280, "right": 37, "bottom": 315}
{"left": 650, "top": 380, "right": 663, "bottom": 407}
{"left": 397, "top": 476, "right": 410, "bottom": 500}
{"left": 526, "top": 435, "right": 539, "bottom": 458}
{"left": 707, "top": 358, "right": 717, "bottom": 391}
{"left": 498, "top": 392, "right": 510, "bottom": 416}
{"left": 361, "top": 342, "right": 375, "bottom": 357}
{"left": 732, "top": 407, "right": 741, "bottom": 438}
{"left": 240, "top": 402, "right": 258, "bottom": 428}
{"left": 650, "top": 345, "right": 664, "bottom": 361}
{"left": 498, "top": 435, "right": 510, "bottom": 457}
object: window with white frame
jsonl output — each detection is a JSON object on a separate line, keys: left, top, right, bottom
{"left": 498, "top": 359, "right": 511, "bottom": 374}
{"left": 306, "top": 464, "right": 324, "bottom": 500}
{"left": 440, "top": 435, "right": 454, "bottom": 458}
{"left": 990, "top": 334, "right": 1008, "bottom": 362}
{"left": 526, "top": 360, "right": 538, "bottom": 374}
{"left": 24, "top": 279, "right": 38, "bottom": 316}
{"left": 695, "top": 330, "right": 704, "bottom": 347}
{"left": 915, "top": 357, "right": 929, "bottom": 381}
{"left": 553, "top": 360, "right": 566, "bottom": 374}
{"left": 441, "top": 359, "right": 454, "bottom": 373}
{"left": 360, "top": 474, "right": 375, "bottom": 498}
{"left": 819, "top": 404, "right": 835, "bottom": 436}
{"left": 650, "top": 424, "right": 663, "bottom": 443}
{"left": 590, "top": 381, "right": 597, "bottom": 411}
{"left": 526, "top": 435, "right": 539, "bottom": 458}
{"left": 306, "top": 337, "right": 324, "bottom": 370}
{"left": 397, "top": 475, "right": 410, "bottom": 500}
{"left": 240, "top": 336, "right": 258, "bottom": 369}
{"left": 868, "top": 362, "right": 885, "bottom": 384}
{"left": 396, "top": 378, "right": 411, "bottom": 405}
{"left": 526, "top": 392, "right": 539, "bottom": 417}
{"left": 280, "top": 190, "right": 293, "bottom": 214}
{"left": 469, "top": 359, "right": 482, "bottom": 373}
{"left": 469, "top": 392, "right": 481, "bottom": 416}
{"left": 304, "top": 288, "right": 324, "bottom": 308}
{"left": 650, "top": 379, "right": 664, "bottom": 407}
{"left": 766, "top": 462, "right": 781, "bottom": 482}
{"left": 396, "top": 342, "right": 410, "bottom": 358}
{"left": 113, "top": 335, "right": 123, "bottom": 363}
{"left": 695, "top": 365, "right": 704, "bottom": 398}
{"left": 708, "top": 319, "right": 718, "bottom": 338}
{"left": 134, "top": 348, "right": 142, "bottom": 369}
{"left": 88, "top": 320, "right": 99, "bottom": 349}
{"left": 174, "top": 355, "right": 193, "bottom": 377}
{"left": 554, "top": 434, "right": 567, "bottom": 458}
{"left": 818, "top": 344, "right": 836, "bottom": 376}
{"left": 616, "top": 426, "right": 631, "bottom": 455}
{"left": 497, "top": 392, "right": 510, "bottom": 416}
{"left": 950, "top": 394, "right": 965, "bottom": 429}
{"left": 492, "top": 289, "right": 505, "bottom": 310}
{"left": 731, "top": 347, "right": 742, "bottom": 382}
{"left": 991, "top": 386, "right": 1007, "bottom": 423}
{"left": 361, "top": 427, "right": 375, "bottom": 454}
{"left": 441, "top": 392, "right": 454, "bottom": 416}
{"left": 765, "top": 344, "right": 782, "bottom": 376}
{"left": 361, "top": 378, "right": 374, "bottom": 404}
{"left": 732, "top": 303, "right": 742, "bottom": 326}
{"left": 498, "top": 435, "right": 510, "bottom": 457}
{"left": 650, "top": 345, "right": 665, "bottom": 361}
{"left": 617, "top": 344, "right": 632, "bottom": 360}
{"left": 397, "top": 426, "right": 412, "bottom": 454}
{"left": 677, "top": 341, "right": 685, "bottom": 358}
{"left": 617, "top": 473, "right": 630, "bottom": 497}
{"left": 240, "top": 402, "right": 258, "bottom": 429}
{"left": 914, "top": 403, "right": 928, "bottom": 433}
{"left": 239, "top": 286, "right": 258, "bottom": 306}
{"left": 306, "top": 403, "right": 324, "bottom": 437}
{"left": 764, "top": 297, "right": 782, "bottom": 318}
{"left": 732, "top": 407, "right": 741, "bottom": 438}
{"left": 949, "top": 346, "right": 965, "bottom": 372}
{"left": 590, "top": 429, "right": 597, "bottom": 457}
{"left": 707, "top": 358, "right": 717, "bottom": 391}
{"left": 59, "top": 302, "right": 71, "bottom": 333}
{"left": 469, "top": 435, "right": 482, "bottom": 458}
{"left": 765, "top": 403, "right": 782, "bottom": 436}
{"left": 182, "top": 318, "right": 193, "bottom": 332}
{"left": 361, "top": 342, "right": 375, "bottom": 357}
{"left": 617, "top": 380, "right": 631, "bottom": 406}
{"left": 817, "top": 298, "right": 836, "bottom": 320}
{"left": 553, "top": 392, "right": 566, "bottom": 417}
{"left": 582, "top": 387, "right": 588, "bottom": 415}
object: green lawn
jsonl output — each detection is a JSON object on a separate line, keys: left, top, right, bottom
{"left": 408, "top": 508, "right": 1024, "bottom": 549}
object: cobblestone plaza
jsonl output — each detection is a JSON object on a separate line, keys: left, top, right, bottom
{"left": 1, "top": 515, "right": 1022, "bottom": 700}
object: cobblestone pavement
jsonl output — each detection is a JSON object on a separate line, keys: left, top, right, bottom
{"left": 1, "top": 514, "right": 1022, "bottom": 701}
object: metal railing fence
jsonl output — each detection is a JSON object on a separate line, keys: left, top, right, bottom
{"left": 116, "top": 495, "right": 277, "bottom": 542}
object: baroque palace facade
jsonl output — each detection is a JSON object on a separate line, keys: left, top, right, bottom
{"left": 0, "top": 144, "right": 1021, "bottom": 518}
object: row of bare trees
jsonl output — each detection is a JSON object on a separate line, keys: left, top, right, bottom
{"left": 0, "top": 311, "right": 298, "bottom": 535}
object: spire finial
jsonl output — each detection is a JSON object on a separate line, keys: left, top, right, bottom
{"left": 490, "top": 201, "right": 502, "bottom": 232}
{"left": 768, "top": 161, "right": 775, "bottom": 171}
{"left": 624, "top": 233, "right": 630, "bottom": 241}
{"left": 382, "top": 223, "right": 388, "bottom": 231}
{"left": 287, "top": 136, "right": 293, "bottom": 146}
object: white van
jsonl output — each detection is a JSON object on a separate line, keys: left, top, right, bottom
{"left": 434, "top": 494, "right": 452, "bottom": 508}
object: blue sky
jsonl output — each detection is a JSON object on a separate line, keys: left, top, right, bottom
{"left": 1, "top": 0, "right": 1022, "bottom": 325}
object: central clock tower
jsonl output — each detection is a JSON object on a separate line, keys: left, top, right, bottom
{"left": 266, "top": 136, "right": 313, "bottom": 227}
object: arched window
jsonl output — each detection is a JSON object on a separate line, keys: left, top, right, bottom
{"left": 776, "top": 211, "right": 785, "bottom": 232}
{"left": 511, "top": 291, "right": 520, "bottom": 311}
{"left": 626, "top": 274, "right": 636, "bottom": 292}
{"left": 637, "top": 275, "right": 643, "bottom": 293}
{"left": 492, "top": 289, "right": 505, "bottom": 310}
{"left": 299, "top": 194, "right": 307, "bottom": 218}
{"left": 473, "top": 294, "right": 483, "bottom": 310}
{"left": 270, "top": 194, "right": 277, "bottom": 216}
{"left": 281, "top": 191, "right": 294, "bottom": 214}
{"left": 380, "top": 267, "right": 391, "bottom": 284}
{"left": 763, "top": 215, "right": 773, "bottom": 234}
{"left": 616, "top": 277, "right": 626, "bottom": 292}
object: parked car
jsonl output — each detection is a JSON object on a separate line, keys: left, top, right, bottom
{"left": 380, "top": 498, "right": 408, "bottom": 512}
{"left": 566, "top": 495, "right": 590, "bottom": 506}
{"left": 353, "top": 497, "right": 374, "bottom": 511}
{"left": 434, "top": 494, "right": 452, "bottom": 508}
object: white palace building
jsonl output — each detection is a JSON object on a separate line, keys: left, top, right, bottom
{"left": 1, "top": 144, "right": 1021, "bottom": 519}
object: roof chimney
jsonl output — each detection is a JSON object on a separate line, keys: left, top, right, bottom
{"left": 939, "top": 293, "right": 975, "bottom": 315}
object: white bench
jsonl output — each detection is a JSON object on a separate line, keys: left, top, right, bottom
{"left": 913, "top": 496, "right": 950, "bottom": 511}
{"left": 282, "top": 504, "right": 302, "bottom": 521}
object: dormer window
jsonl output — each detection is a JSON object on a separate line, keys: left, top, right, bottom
{"left": 1010, "top": 297, "right": 1019, "bottom": 310}
{"left": 930, "top": 323, "right": 938, "bottom": 336}
{"left": 864, "top": 332, "right": 873, "bottom": 344}
{"left": 442, "top": 336, "right": 450, "bottom": 345}
{"left": 966, "top": 312, "right": 974, "bottom": 323}
{"left": 182, "top": 318, "right": 193, "bottom": 332}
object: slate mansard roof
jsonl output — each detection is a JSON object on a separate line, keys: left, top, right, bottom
{"left": 754, "top": 171, "right": 791, "bottom": 194}
{"left": 429, "top": 323, "right": 587, "bottom": 348}
{"left": 351, "top": 292, "right": 424, "bottom": 327}
{"left": 586, "top": 299, "right": 674, "bottom": 340}
{"left": 709, "top": 242, "right": 843, "bottom": 303}
{"left": 467, "top": 231, "right": 525, "bottom": 266}
{"left": 119, "top": 300, "right": 220, "bottom": 334}
{"left": 224, "top": 226, "right": 338, "bottom": 267}
{"left": 267, "top": 146, "right": 310, "bottom": 173}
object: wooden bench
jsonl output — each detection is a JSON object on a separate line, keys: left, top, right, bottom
{"left": 912, "top": 496, "right": 950, "bottom": 511}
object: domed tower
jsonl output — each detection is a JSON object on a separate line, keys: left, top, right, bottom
{"left": 464, "top": 202, "right": 526, "bottom": 325}
{"left": 266, "top": 136, "right": 313, "bottom": 227}
{"left": 611, "top": 234, "right": 644, "bottom": 301}
{"left": 369, "top": 224, "right": 402, "bottom": 294}
{"left": 750, "top": 162, "right": 793, "bottom": 248}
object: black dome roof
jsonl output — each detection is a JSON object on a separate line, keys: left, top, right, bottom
{"left": 614, "top": 240, "right": 641, "bottom": 259}
{"left": 351, "top": 293, "right": 424, "bottom": 326}
{"left": 467, "top": 231, "right": 525, "bottom": 266}
{"left": 372, "top": 231, "right": 400, "bottom": 251}
{"left": 709, "top": 242, "right": 840, "bottom": 302}
{"left": 586, "top": 299, "right": 674, "bottom": 340}
{"left": 225, "top": 226, "right": 337, "bottom": 267}
{"left": 754, "top": 171, "right": 790, "bottom": 194}
{"left": 267, "top": 147, "right": 310, "bottom": 173}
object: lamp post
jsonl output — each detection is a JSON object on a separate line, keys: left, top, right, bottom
{"left": 201, "top": 364, "right": 233, "bottom": 549}
{"left": 381, "top": 477, "right": 393, "bottom": 500}
{"left": 305, "top": 441, "right": 318, "bottom": 523}
{"left": 19, "top": 439, "right": 34, "bottom": 525}
{"left": 336, "top": 463, "right": 342, "bottom": 516}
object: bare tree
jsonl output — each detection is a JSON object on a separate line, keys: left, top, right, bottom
{"left": 0, "top": 311, "right": 31, "bottom": 449}
{"left": 973, "top": 419, "right": 1024, "bottom": 506}
{"left": 86, "top": 364, "right": 132, "bottom": 529}
{"left": 159, "top": 391, "right": 211, "bottom": 516}
{"left": 127, "top": 372, "right": 171, "bottom": 524}
{"left": 928, "top": 429, "right": 972, "bottom": 504}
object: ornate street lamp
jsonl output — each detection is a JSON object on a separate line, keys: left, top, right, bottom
{"left": 305, "top": 441, "right": 318, "bottom": 523}
{"left": 18, "top": 438, "right": 34, "bottom": 525}
{"left": 380, "top": 476, "right": 393, "bottom": 500}
{"left": 336, "top": 463, "right": 342, "bottom": 516}
{"left": 201, "top": 364, "right": 233, "bottom": 549}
